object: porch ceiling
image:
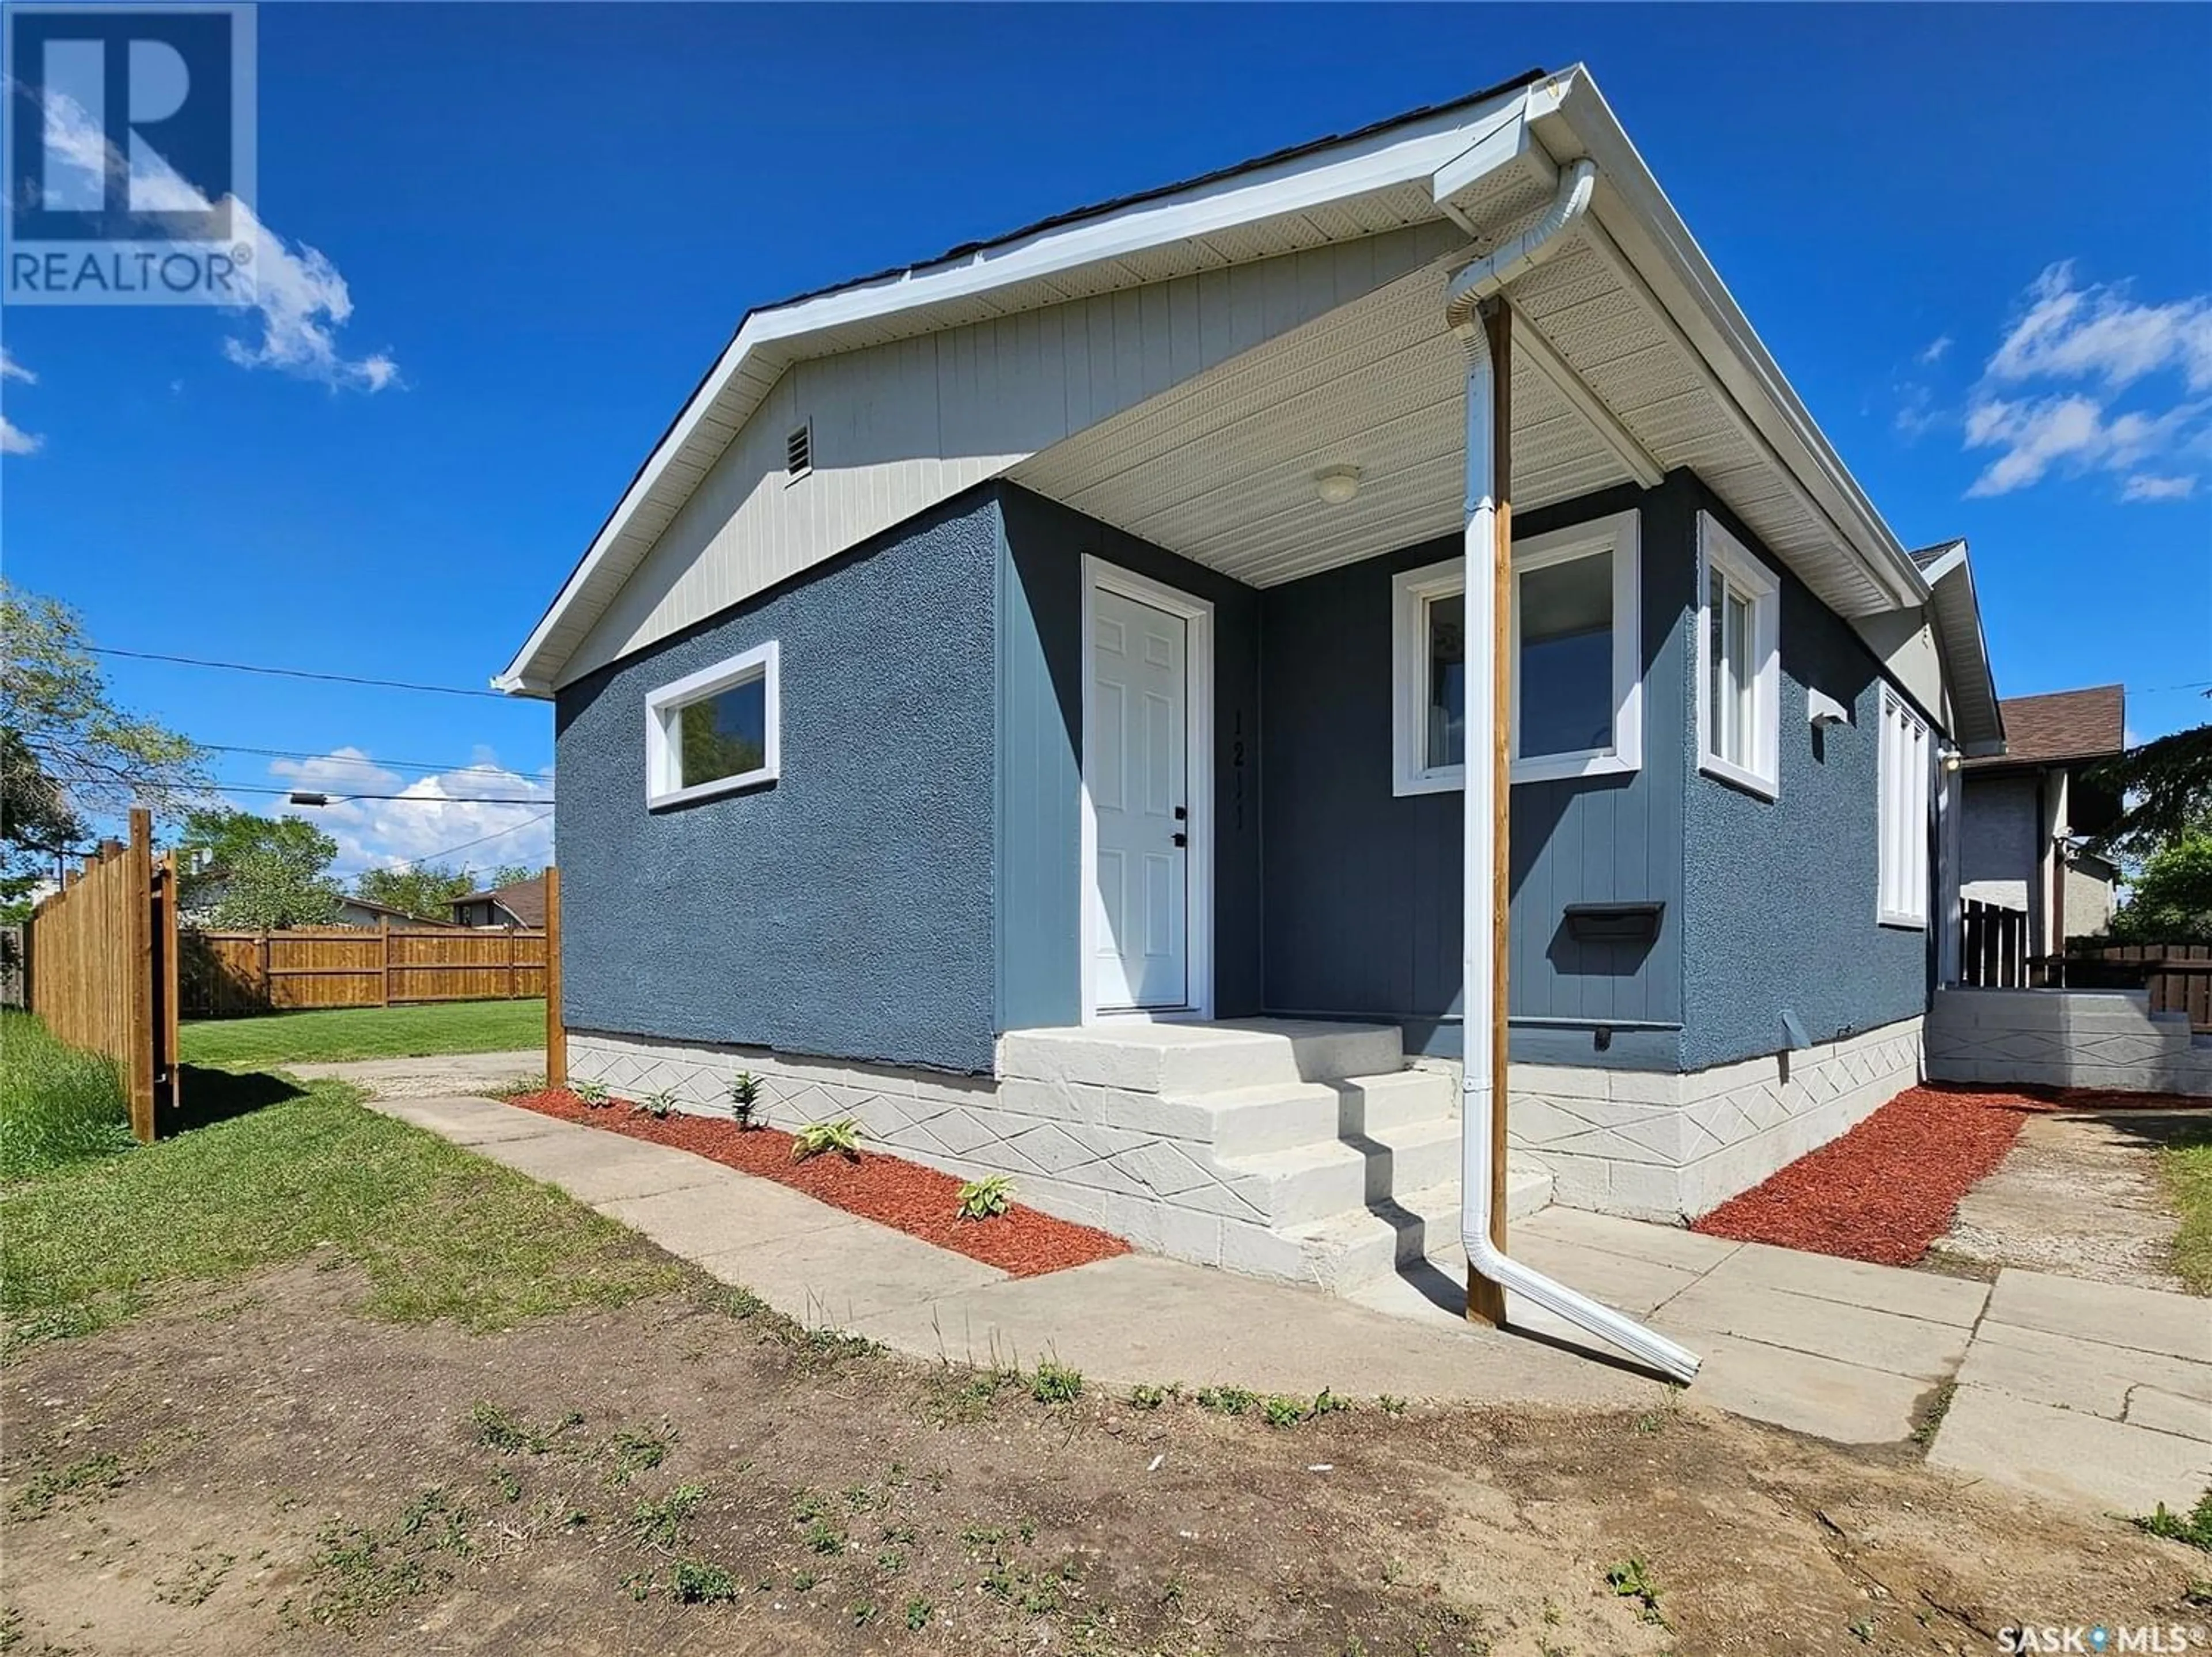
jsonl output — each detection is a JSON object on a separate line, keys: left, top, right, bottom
{"left": 1012, "top": 213, "right": 1900, "bottom": 619}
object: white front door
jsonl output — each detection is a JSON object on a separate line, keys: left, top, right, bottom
{"left": 1089, "top": 585, "right": 1190, "bottom": 1011}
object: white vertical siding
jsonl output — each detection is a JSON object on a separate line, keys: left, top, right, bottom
{"left": 560, "top": 221, "right": 1467, "bottom": 682}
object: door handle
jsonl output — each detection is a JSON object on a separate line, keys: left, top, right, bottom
{"left": 1173, "top": 806, "right": 1187, "bottom": 820}
{"left": 1172, "top": 832, "right": 1187, "bottom": 848}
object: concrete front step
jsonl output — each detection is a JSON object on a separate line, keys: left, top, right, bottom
{"left": 1221, "top": 1115, "right": 1467, "bottom": 1228}
{"left": 1262, "top": 1169, "right": 1555, "bottom": 1295}
{"left": 1200, "top": 1068, "right": 1457, "bottom": 1159}
{"left": 998, "top": 1018, "right": 1406, "bottom": 1097}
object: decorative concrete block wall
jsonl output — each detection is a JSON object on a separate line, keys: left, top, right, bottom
{"left": 1925, "top": 989, "right": 2212, "bottom": 1096}
{"left": 1501, "top": 1015, "right": 1925, "bottom": 1222}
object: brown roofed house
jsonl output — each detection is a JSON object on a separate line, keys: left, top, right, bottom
{"left": 450, "top": 873, "right": 548, "bottom": 930}
{"left": 1959, "top": 685, "right": 2126, "bottom": 966}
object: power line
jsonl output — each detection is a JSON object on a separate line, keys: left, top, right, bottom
{"left": 219, "top": 783, "right": 555, "bottom": 806}
{"left": 381, "top": 812, "right": 554, "bottom": 871}
{"left": 92, "top": 645, "right": 513, "bottom": 700}
{"left": 201, "top": 741, "right": 552, "bottom": 778}
{"left": 2130, "top": 680, "right": 2212, "bottom": 695}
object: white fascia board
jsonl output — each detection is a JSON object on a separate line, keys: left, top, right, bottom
{"left": 1533, "top": 74, "right": 1928, "bottom": 615}
{"left": 494, "top": 85, "right": 1537, "bottom": 696}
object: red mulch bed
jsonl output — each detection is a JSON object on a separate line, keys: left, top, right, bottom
{"left": 1690, "top": 1082, "right": 2066, "bottom": 1265}
{"left": 507, "top": 1089, "right": 1129, "bottom": 1279}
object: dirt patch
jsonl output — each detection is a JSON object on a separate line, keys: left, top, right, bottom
{"left": 3, "top": 1257, "right": 2203, "bottom": 1656}
{"left": 509, "top": 1087, "right": 1128, "bottom": 1277}
{"left": 284, "top": 1049, "right": 546, "bottom": 1099}
{"left": 1694, "top": 1085, "right": 2058, "bottom": 1265}
{"left": 1932, "top": 1104, "right": 2212, "bottom": 1293}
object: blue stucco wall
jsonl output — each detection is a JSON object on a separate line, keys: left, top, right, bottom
{"left": 1259, "top": 476, "right": 1695, "bottom": 1066}
{"left": 1677, "top": 483, "right": 1930, "bottom": 1070}
{"left": 554, "top": 492, "right": 1002, "bottom": 1074}
{"left": 993, "top": 484, "right": 1264, "bottom": 1027}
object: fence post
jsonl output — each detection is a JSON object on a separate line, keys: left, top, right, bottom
{"left": 544, "top": 866, "right": 565, "bottom": 1089}
{"left": 503, "top": 926, "right": 516, "bottom": 1001}
{"left": 157, "top": 850, "right": 181, "bottom": 1123}
{"left": 124, "top": 807, "right": 156, "bottom": 1143}
{"left": 256, "top": 928, "right": 272, "bottom": 1010}
{"left": 380, "top": 916, "right": 392, "bottom": 1007}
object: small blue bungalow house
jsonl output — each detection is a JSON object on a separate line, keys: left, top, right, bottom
{"left": 500, "top": 67, "right": 2003, "bottom": 1289}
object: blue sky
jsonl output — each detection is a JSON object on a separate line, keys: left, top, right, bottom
{"left": 4, "top": 3, "right": 2207, "bottom": 875}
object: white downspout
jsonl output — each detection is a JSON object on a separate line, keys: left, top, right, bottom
{"left": 1448, "top": 158, "right": 1700, "bottom": 1383}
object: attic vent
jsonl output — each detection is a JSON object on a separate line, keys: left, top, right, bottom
{"left": 785, "top": 421, "right": 812, "bottom": 480}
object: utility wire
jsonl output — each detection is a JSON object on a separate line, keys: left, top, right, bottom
{"left": 219, "top": 783, "right": 555, "bottom": 806}
{"left": 380, "top": 812, "right": 554, "bottom": 870}
{"left": 92, "top": 645, "right": 513, "bottom": 700}
{"left": 200, "top": 741, "right": 552, "bottom": 777}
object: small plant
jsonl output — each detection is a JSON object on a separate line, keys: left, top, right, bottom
{"left": 726, "top": 1071, "right": 762, "bottom": 1128}
{"left": 956, "top": 1174, "right": 1015, "bottom": 1220}
{"left": 850, "top": 1601, "right": 878, "bottom": 1627}
{"left": 1605, "top": 1556, "right": 1665, "bottom": 1626}
{"left": 1030, "top": 1359, "right": 1084, "bottom": 1404}
{"left": 573, "top": 1078, "right": 611, "bottom": 1108}
{"left": 1262, "top": 1395, "right": 1306, "bottom": 1428}
{"left": 1908, "top": 1379, "right": 1956, "bottom": 1447}
{"left": 804, "top": 1518, "right": 847, "bottom": 1556}
{"left": 1377, "top": 1394, "right": 1408, "bottom": 1416}
{"left": 634, "top": 1087, "right": 679, "bottom": 1120}
{"left": 791, "top": 1117, "right": 863, "bottom": 1162}
{"left": 792, "top": 1568, "right": 819, "bottom": 1592}
{"left": 671, "top": 1559, "right": 741, "bottom": 1604}
{"left": 2133, "top": 1489, "right": 2212, "bottom": 1552}
{"left": 1195, "top": 1385, "right": 1258, "bottom": 1417}
{"left": 1128, "top": 1382, "right": 1173, "bottom": 1410}
{"left": 629, "top": 1484, "right": 707, "bottom": 1551}
{"left": 904, "top": 1597, "right": 933, "bottom": 1631}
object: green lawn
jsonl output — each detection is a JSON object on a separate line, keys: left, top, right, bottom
{"left": 0, "top": 1011, "right": 138, "bottom": 1181}
{"left": 1, "top": 1060, "right": 683, "bottom": 1355}
{"left": 179, "top": 998, "right": 547, "bottom": 1069}
{"left": 2164, "top": 1127, "right": 2212, "bottom": 1295}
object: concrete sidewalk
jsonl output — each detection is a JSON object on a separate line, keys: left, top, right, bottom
{"left": 374, "top": 1094, "right": 2211, "bottom": 1516}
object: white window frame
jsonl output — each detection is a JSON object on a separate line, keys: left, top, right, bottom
{"left": 644, "top": 640, "right": 781, "bottom": 809}
{"left": 1390, "top": 509, "right": 1643, "bottom": 796}
{"left": 1694, "top": 511, "right": 1782, "bottom": 800}
{"left": 1877, "top": 687, "right": 1931, "bottom": 929}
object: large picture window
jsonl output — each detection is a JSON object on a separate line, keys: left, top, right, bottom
{"left": 1695, "top": 513, "right": 1782, "bottom": 799}
{"left": 1391, "top": 510, "right": 1642, "bottom": 795}
{"left": 1878, "top": 688, "right": 1931, "bottom": 928}
{"left": 645, "top": 641, "right": 781, "bottom": 808}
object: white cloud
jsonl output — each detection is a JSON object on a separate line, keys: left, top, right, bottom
{"left": 1987, "top": 262, "right": 2212, "bottom": 392}
{"left": 0, "top": 417, "right": 41, "bottom": 456}
{"left": 1961, "top": 263, "right": 2212, "bottom": 499}
{"left": 39, "top": 89, "right": 400, "bottom": 393}
{"left": 1918, "top": 334, "right": 1953, "bottom": 365}
{"left": 2120, "top": 472, "right": 2198, "bottom": 502}
{"left": 1893, "top": 381, "right": 1941, "bottom": 440}
{"left": 1, "top": 348, "right": 35, "bottom": 384}
{"left": 250, "top": 748, "right": 553, "bottom": 877}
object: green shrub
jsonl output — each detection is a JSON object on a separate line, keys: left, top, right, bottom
{"left": 2134, "top": 1489, "right": 2212, "bottom": 1552}
{"left": 1029, "top": 1359, "right": 1083, "bottom": 1404}
{"left": 634, "top": 1088, "right": 678, "bottom": 1120}
{"left": 0, "top": 1012, "right": 135, "bottom": 1181}
{"left": 571, "top": 1079, "right": 611, "bottom": 1108}
{"left": 791, "top": 1117, "right": 862, "bottom": 1162}
{"left": 726, "top": 1071, "right": 762, "bottom": 1128}
{"left": 955, "top": 1173, "right": 1014, "bottom": 1220}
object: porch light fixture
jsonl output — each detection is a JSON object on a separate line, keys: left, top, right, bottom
{"left": 1313, "top": 465, "right": 1362, "bottom": 505}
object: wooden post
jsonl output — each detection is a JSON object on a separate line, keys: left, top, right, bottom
{"left": 157, "top": 850, "right": 181, "bottom": 1124}
{"left": 257, "top": 927, "right": 272, "bottom": 1009}
{"left": 124, "top": 807, "right": 156, "bottom": 1143}
{"left": 543, "top": 866, "right": 565, "bottom": 1089}
{"left": 379, "top": 915, "right": 392, "bottom": 1007}
{"left": 503, "top": 926, "right": 516, "bottom": 1001}
{"left": 1467, "top": 298, "right": 1513, "bottom": 1329}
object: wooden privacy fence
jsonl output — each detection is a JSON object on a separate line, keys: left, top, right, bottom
{"left": 2066, "top": 942, "right": 2212, "bottom": 1033}
{"left": 26, "top": 807, "right": 181, "bottom": 1141}
{"left": 182, "top": 923, "right": 547, "bottom": 1017}
{"left": 1960, "top": 897, "right": 2031, "bottom": 989}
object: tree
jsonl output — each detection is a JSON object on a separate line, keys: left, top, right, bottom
{"left": 0, "top": 729, "right": 84, "bottom": 922}
{"left": 2087, "top": 721, "right": 2212, "bottom": 862}
{"left": 2108, "top": 828, "right": 2212, "bottom": 942}
{"left": 177, "top": 807, "right": 343, "bottom": 928}
{"left": 355, "top": 863, "right": 475, "bottom": 921}
{"left": 0, "top": 582, "right": 205, "bottom": 822}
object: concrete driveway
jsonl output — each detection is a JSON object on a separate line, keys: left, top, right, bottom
{"left": 285, "top": 1049, "right": 543, "bottom": 1099}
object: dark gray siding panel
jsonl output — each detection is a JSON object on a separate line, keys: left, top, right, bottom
{"left": 1258, "top": 477, "right": 1694, "bottom": 1061}
{"left": 554, "top": 494, "right": 1001, "bottom": 1074}
{"left": 1677, "top": 483, "right": 1929, "bottom": 1070}
{"left": 995, "top": 486, "right": 1264, "bottom": 1021}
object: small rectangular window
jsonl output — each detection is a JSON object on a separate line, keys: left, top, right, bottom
{"left": 645, "top": 641, "right": 781, "bottom": 808}
{"left": 1878, "top": 688, "right": 1931, "bottom": 927}
{"left": 1696, "top": 513, "right": 1781, "bottom": 798}
{"left": 1390, "top": 509, "right": 1642, "bottom": 795}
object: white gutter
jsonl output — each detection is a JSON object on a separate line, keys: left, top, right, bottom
{"left": 1446, "top": 157, "right": 1701, "bottom": 1384}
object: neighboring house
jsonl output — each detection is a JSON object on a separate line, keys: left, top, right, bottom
{"left": 451, "top": 874, "right": 547, "bottom": 930}
{"left": 497, "top": 67, "right": 2002, "bottom": 1282}
{"left": 1957, "top": 684, "right": 2126, "bottom": 967}
{"left": 334, "top": 895, "right": 457, "bottom": 930}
